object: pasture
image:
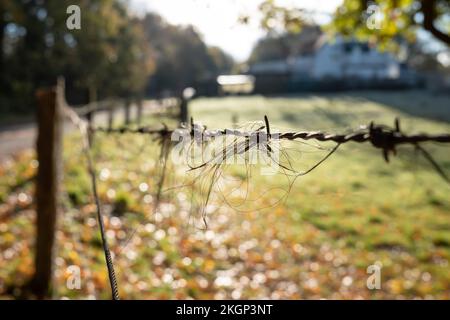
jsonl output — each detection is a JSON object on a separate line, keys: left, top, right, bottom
{"left": 1, "top": 91, "right": 449, "bottom": 299}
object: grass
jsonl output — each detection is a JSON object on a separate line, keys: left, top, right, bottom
{"left": 0, "top": 90, "right": 449, "bottom": 299}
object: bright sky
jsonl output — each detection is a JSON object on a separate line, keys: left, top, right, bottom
{"left": 130, "top": 0, "right": 343, "bottom": 62}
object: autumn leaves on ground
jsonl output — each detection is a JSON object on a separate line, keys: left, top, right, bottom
{"left": 1, "top": 92, "right": 449, "bottom": 299}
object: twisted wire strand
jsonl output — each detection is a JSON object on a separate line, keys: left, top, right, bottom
{"left": 87, "top": 153, "right": 120, "bottom": 300}
{"left": 91, "top": 117, "right": 450, "bottom": 182}
{"left": 64, "top": 106, "right": 120, "bottom": 300}
{"left": 91, "top": 121, "right": 450, "bottom": 150}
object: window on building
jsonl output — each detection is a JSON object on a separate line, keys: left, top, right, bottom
{"left": 361, "top": 43, "right": 370, "bottom": 53}
{"left": 343, "top": 43, "right": 353, "bottom": 53}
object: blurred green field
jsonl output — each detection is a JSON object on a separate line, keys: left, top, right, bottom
{"left": 0, "top": 91, "right": 449, "bottom": 299}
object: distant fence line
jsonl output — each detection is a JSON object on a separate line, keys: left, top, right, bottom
{"left": 74, "top": 97, "right": 180, "bottom": 118}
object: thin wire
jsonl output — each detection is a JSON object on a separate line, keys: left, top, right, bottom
{"left": 86, "top": 150, "right": 120, "bottom": 300}
{"left": 64, "top": 106, "right": 120, "bottom": 300}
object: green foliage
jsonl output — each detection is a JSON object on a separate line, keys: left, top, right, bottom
{"left": 330, "top": 0, "right": 419, "bottom": 50}
{"left": 0, "top": 0, "right": 154, "bottom": 112}
{"left": 142, "top": 13, "right": 234, "bottom": 94}
{"left": 248, "top": 25, "right": 322, "bottom": 64}
{"left": 258, "top": 0, "right": 310, "bottom": 34}
{"left": 0, "top": 3, "right": 235, "bottom": 112}
{"left": 207, "top": 46, "right": 234, "bottom": 74}
{"left": 254, "top": 0, "right": 449, "bottom": 52}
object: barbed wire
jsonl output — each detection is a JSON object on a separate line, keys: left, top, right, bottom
{"left": 91, "top": 116, "right": 450, "bottom": 180}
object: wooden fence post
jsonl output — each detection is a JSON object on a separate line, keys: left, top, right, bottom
{"left": 87, "top": 86, "right": 97, "bottom": 145}
{"left": 31, "top": 78, "right": 63, "bottom": 298}
{"left": 179, "top": 97, "right": 188, "bottom": 124}
{"left": 86, "top": 110, "right": 94, "bottom": 146}
{"left": 136, "top": 98, "right": 143, "bottom": 125}
{"left": 86, "top": 110, "right": 94, "bottom": 126}
{"left": 179, "top": 88, "right": 195, "bottom": 125}
{"left": 108, "top": 105, "right": 114, "bottom": 131}
{"left": 124, "top": 99, "right": 131, "bottom": 125}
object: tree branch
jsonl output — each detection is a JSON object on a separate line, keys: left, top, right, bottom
{"left": 421, "top": 0, "right": 450, "bottom": 46}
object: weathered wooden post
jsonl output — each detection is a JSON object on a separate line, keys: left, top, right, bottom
{"left": 124, "top": 99, "right": 131, "bottom": 125}
{"left": 30, "top": 78, "right": 64, "bottom": 298}
{"left": 86, "top": 109, "right": 94, "bottom": 126}
{"left": 179, "top": 97, "right": 188, "bottom": 125}
{"left": 232, "top": 113, "right": 239, "bottom": 128}
{"left": 87, "top": 86, "right": 97, "bottom": 145}
{"left": 86, "top": 110, "right": 94, "bottom": 146}
{"left": 136, "top": 98, "right": 143, "bottom": 125}
{"left": 179, "top": 87, "right": 195, "bottom": 125}
{"left": 108, "top": 105, "right": 114, "bottom": 131}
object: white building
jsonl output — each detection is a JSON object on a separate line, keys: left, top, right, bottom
{"left": 311, "top": 37, "right": 400, "bottom": 80}
{"left": 247, "top": 36, "right": 418, "bottom": 91}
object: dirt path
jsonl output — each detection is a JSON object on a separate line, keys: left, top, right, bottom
{"left": 0, "top": 101, "right": 166, "bottom": 161}
{"left": 0, "top": 123, "right": 37, "bottom": 159}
